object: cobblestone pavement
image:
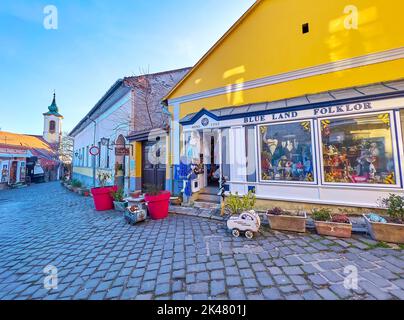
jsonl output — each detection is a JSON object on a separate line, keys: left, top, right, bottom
{"left": 0, "top": 182, "right": 403, "bottom": 300}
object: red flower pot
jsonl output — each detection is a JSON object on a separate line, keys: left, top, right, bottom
{"left": 91, "top": 186, "right": 117, "bottom": 211}
{"left": 144, "top": 191, "right": 171, "bottom": 220}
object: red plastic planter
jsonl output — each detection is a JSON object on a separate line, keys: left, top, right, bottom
{"left": 91, "top": 186, "right": 117, "bottom": 211}
{"left": 144, "top": 191, "right": 171, "bottom": 220}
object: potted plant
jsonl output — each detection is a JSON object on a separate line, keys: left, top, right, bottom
{"left": 144, "top": 184, "right": 171, "bottom": 220}
{"left": 364, "top": 194, "right": 404, "bottom": 244}
{"left": 312, "top": 209, "right": 352, "bottom": 238}
{"left": 129, "top": 190, "right": 142, "bottom": 199}
{"left": 70, "top": 179, "right": 82, "bottom": 192}
{"left": 125, "top": 204, "right": 147, "bottom": 226}
{"left": 266, "top": 207, "right": 307, "bottom": 233}
{"left": 111, "top": 187, "right": 128, "bottom": 212}
{"left": 91, "top": 171, "right": 117, "bottom": 211}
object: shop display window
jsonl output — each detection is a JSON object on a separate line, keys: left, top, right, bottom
{"left": 259, "top": 121, "right": 314, "bottom": 182}
{"left": 321, "top": 113, "right": 397, "bottom": 185}
{"left": 1, "top": 162, "right": 9, "bottom": 183}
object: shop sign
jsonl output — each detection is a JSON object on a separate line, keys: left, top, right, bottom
{"left": 183, "top": 97, "right": 404, "bottom": 131}
{"left": 313, "top": 102, "right": 372, "bottom": 116}
{"left": 115, "top": 147, "right": 130, "bottom": 156}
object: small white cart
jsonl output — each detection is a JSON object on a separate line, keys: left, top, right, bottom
{"left": 227, "top": 211, "right": 261, "bottom": 239}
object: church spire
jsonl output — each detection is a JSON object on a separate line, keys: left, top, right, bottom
{"left": 43, "top": 91, "right": 63, "bottom": 118}
{"left": 49, "top": 91, "right": 58, "bottom": 113}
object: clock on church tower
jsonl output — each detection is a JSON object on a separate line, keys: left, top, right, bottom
{"left": 43, "top": 92, "right": 63, "bottom": 144}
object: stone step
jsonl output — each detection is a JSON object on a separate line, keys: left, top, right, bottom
{"left": 196, "top": 193, "right": 221, "bottom": 203}
{"left": 193, "top": 200, "right": 221, "bottom": 210}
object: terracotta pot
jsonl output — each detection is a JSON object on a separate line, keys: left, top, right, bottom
{"left": 315, "top": 221, "right": 352, "bottom": 238}
{"left": 170, "top": 198, "right": 182, "bottom": 206}
{"left": 363, "top": 214, "right": 404, "bottom": 244}
{"left": 267, "top": 212, "right": 307, "bottom": 233}
{"left": 130, "top": 191, "right": 142, "bottom": 198}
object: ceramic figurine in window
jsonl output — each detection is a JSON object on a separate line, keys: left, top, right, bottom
{"left": 296, "top": 162, "right": 304, "bottom": 178}
{"left": 369, "top": 143, "right": 379, "bottom": 157}
{"left": 277, "top": 156, "right": 288, "bottom": 178}
{"left": 262, "top": 135, "right": 279, "bottom": 156}
{"left": 303, "top": 157, "right": 312, "bottom": 175}
{"left": 285, "top": 160, "right": 293, "bottom": 180}
{"left": 369, "top": 161, "right": 377, "bottom": 181}
{"left": 384, "top": 172, "right": 395, "bottom": 185}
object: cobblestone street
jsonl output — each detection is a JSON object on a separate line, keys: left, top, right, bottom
{"left": 0, "top": 182, "right": 403, "bottom": 300}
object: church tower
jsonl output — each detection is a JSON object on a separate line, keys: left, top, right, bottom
{"left": 43, "top": 92, "right": 63, "bottom": 144}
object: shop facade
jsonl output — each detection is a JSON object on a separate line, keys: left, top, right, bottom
{"left": 164, "top": 0, "right": 404, "bottom": 209}
{"left": 70, "top": 80, "right": 132, "bottom": 191}
{"left": 178, "top": 92, "right": 404, "bottom": 208}
{"left": 0, "top": 147, "right": 29, "bottom": 188}
{"left": 70, "top": 68, "right": 190, "bottom": 192}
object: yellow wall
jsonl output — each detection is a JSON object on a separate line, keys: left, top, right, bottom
{"left": 168, "top": 0, "right": 404, "bottom": 103}
{"left": 131, "top": 142, "right": 142, "bottom": 179}
{"left": 178, "top": 59, "right": 404, "bottom": 117}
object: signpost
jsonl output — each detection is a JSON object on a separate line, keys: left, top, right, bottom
{"left": 115, "top": 147, "right": 130, "bottom": 156}
{"left": 89, "top": 146, "right": 100, "bottom": 156}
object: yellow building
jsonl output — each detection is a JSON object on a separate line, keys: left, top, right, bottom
{"left": 164, "top": 0, "right": 404, "bottom": 210}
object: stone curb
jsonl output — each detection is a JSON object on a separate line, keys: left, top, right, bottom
{"left": 169, "top": 206, "right": 226, "bottom": 222}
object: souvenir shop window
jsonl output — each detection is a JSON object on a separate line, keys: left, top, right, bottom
{"left": 321, "top": 113, "right": 397, "bottom": 185}
{"left": 259, "top": 121, "right": 315, "bottom": 183}
{"left": 1, "top": 162, "right": 9, "bottom": 183}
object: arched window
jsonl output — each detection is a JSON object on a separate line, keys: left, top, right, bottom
{"left": 49, "top": 120, "right": 56, "bottom": 133}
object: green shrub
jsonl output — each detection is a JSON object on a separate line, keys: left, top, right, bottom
{"left": 71, "top": 179, "right": 82, "bottom": 188}
{"left": 312, "top": 208, "right": 332, "bottom": 222}
{"left": 380, "top": 194, "right": 404, "bottom": 223}
{"left": 224, "top": 190, "right": 256, "bottom": 216}
{"left": 144, "top": 184, "right": 163, "bottom": 196}
{"left": 111, "top": 187, "right": 125, "bottom": 202}
{"left": 96, "top": 171, "right": 112, "bottom": 188}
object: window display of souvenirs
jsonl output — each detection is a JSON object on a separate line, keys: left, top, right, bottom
{"left": 260, "top": 121, "right": 314, "bottom": 182}
{"left": 1, "top": 163, "right": 9, "bottom": 183}
{"left": 321, "top": 113, "right": 397, "bottom": 185}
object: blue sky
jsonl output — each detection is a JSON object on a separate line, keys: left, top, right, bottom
{"left": 0, "top": 0, "right": 255, "bottom": 134}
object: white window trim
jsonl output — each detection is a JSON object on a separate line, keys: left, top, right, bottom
{"left": 257, "top": 118, "right": 318, "bottom": 186}
{"left": 317, "top": 110, "right": 402, "bottom": 189}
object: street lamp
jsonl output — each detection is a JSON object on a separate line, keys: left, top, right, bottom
{"left": 101, "top": 137, "right": 110, "bottom": 147}
{"left": 101, "top": 137, "right": 114, "bottom": 150}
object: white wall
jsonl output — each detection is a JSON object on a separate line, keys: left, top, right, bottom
{"left": 43, "top": 115, "right": 62, "bottom": 144}
{"left": 72, "top": 91, "right": 132, "bottom": 187}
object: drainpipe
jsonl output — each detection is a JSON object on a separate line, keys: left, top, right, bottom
{"left": 161, "top": 101, "right": 174, "bottom": 193}
{"left": 88, "top": 117, "right": 97, "bottom": 188}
